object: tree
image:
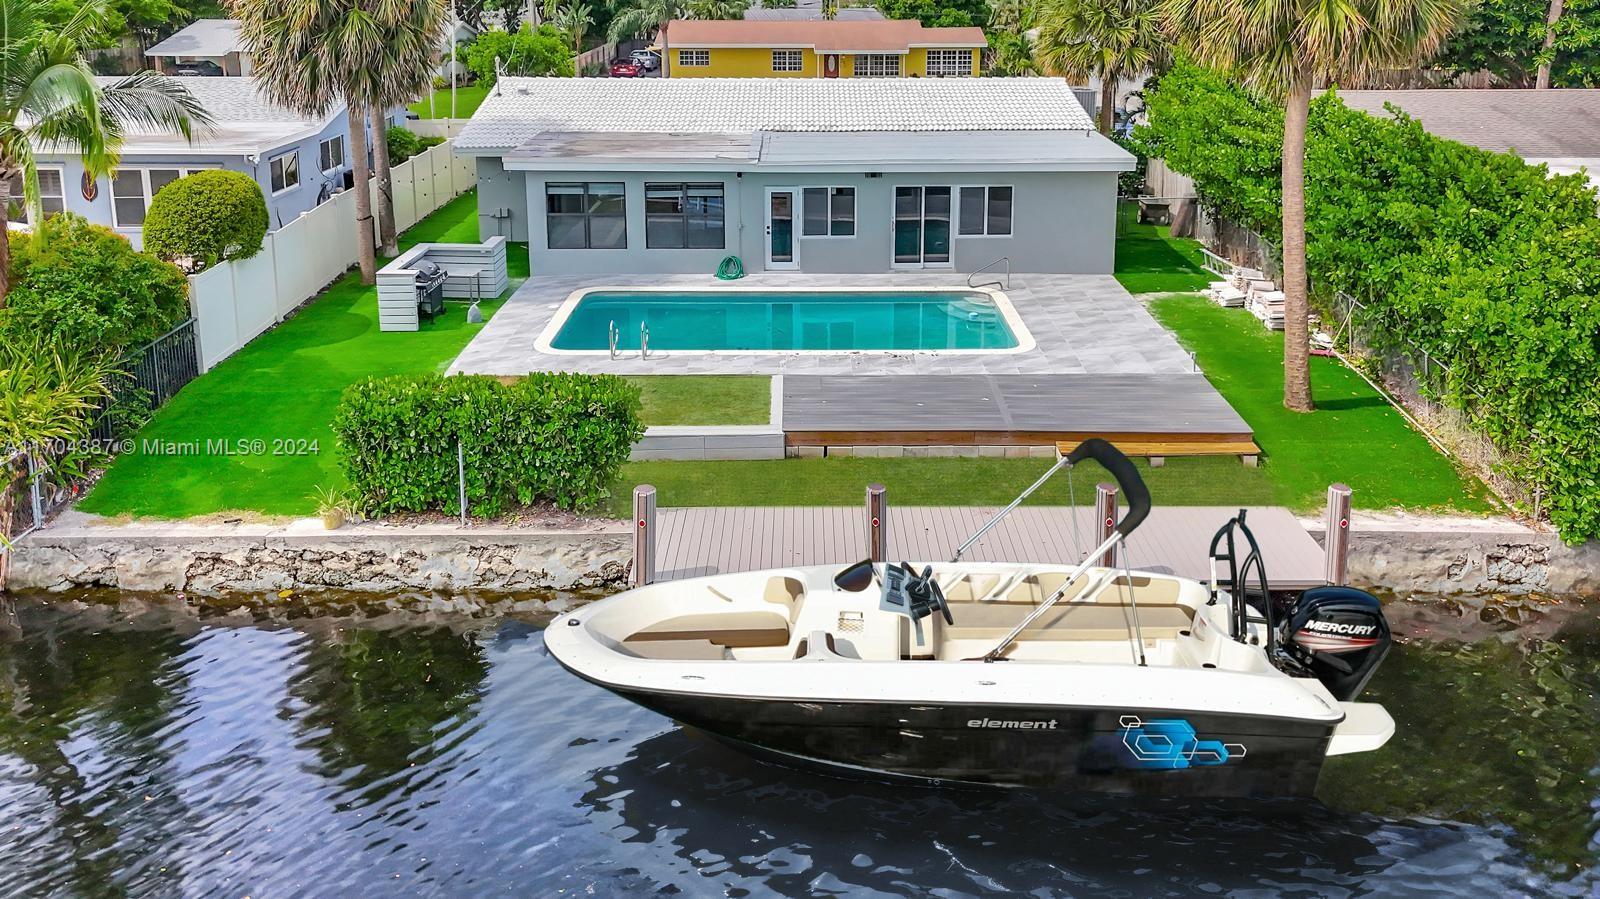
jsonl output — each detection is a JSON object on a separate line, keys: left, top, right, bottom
{"left": 688, "top": 0, "right": 746, "bottom": 19}
{"left": 463, "top": 23, "right": 576, "bottom": 81}
{"left": 1032, "top": 0, "right": 1168, "bottom": 135}
{"left": 361, "top": 0, "right": 450, "bottom": 258}
{"left": 608, "top": 0, "right": 691, "bottom": 74}
{"left": 1161, "top": 0, "right": 1468, "bottom": 413}
{"left": 141, "top": 170, "right": 269, "bottom": 271}
{"left": 1435, "top": 0, "right": 1600, "bottom": 87}
{"left": 0, "top": 0, "right": 206, "bottom": 307}
{"left": 553, "top": 1, "right": 595, "bottom": 52}
{"left": 873, "top": 0, "right": 990, "bottom": 27}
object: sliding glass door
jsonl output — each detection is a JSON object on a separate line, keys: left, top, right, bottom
{"left": 893, "top": 186, "right": 951, "bottom": 267}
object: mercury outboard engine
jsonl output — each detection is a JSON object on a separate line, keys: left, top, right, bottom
{"left": 1280, "top": 586, "right": 1392, "bottom": 701}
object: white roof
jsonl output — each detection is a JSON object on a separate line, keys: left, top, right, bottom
{"left": 456, "top": 76, "right": 1098, "bottom": 153}
{"left": 87, "top": 77, "right": 334, "bottom": 155}
{"left": 145, "top": 19, "right": 242, "bottom": 58}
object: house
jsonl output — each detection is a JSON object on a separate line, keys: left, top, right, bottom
{"left": 1338, "top": 89, "right": 1600, "bottom": 191}
{"left": 438, "top": 18, "right": 478, "bottom": 81}
{"left": 455, "top": 77, "right": 1133, "bottom": 274}
{"left": 661, "top": 19, "right": 986, "bottom": 78}
{"left": 25, "top": 78, "right": 398, "bottom": 248}
{"left": 145, "top": 19, "right": 250, "bottom": 76}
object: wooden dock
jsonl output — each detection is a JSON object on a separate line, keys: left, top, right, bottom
{"left": 654, "top": 505, "right": 1325, "bottom": 589}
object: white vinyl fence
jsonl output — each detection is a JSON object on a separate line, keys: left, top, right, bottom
{"left": 191, "top": 142, "right": 477, "bottom": 371}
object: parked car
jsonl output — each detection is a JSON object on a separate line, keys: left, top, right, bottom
{"left": 171, "top": 60, "right": 224, "bottom": 77}
{"left": 609, "top": 59, "right": 641, "bottom": 77}
{"left": 630, "top": 50, "right": 660, "bottom": 71}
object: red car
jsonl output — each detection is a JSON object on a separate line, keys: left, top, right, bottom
{"left": 609, "top": 59, "right": 641, "bottom": 77}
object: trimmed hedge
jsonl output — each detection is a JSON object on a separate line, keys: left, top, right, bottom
{"left": 1137, "top": 61, "right": 1600, "bottom": 542}
{"left": 142, "top": 169, "right": 268, "bottom": 271}
{"left": 386, "top": 126, "right": 444, "bottom": 164}
{"left": 332, "top": 373, "right": 643, "bottom": 517}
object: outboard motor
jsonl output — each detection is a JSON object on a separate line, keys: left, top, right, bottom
{"left": 1280, "top": 586, "right": 1392, "bottom": 701}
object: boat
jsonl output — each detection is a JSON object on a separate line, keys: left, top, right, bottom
{"left": 546, "top": 439, "right": 1396, "bottom": 797}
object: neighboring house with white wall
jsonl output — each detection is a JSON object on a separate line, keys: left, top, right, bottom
{"left": 145, "top": 19, "right": 251, "bottom": 76}
{"left": 455, "top": 77, "right": 1133, "bottom": 275}
{"left": 23, "top": 78, "right": 401, "bottom": 248}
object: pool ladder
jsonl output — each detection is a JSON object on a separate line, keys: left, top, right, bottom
{"left": 968, "top": 256, "right": 1010, "bottom": 290}
{"left": 608, "top": 320, "right": 620, "bottom": 359}
{"left": 608, "top": 320, "right": 649, "bottom": 360}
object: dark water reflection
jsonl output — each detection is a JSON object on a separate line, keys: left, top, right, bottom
{"left": 0, "top": 596, "right": 1596, "bottom": 897}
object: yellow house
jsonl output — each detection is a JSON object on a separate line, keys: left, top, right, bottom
{"left": 662, "top": 19, "right": 986, "bottom": 79}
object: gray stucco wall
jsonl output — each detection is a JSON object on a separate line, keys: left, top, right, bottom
{"left": 479, "top": 166, "right": 1118, "bottom": 275}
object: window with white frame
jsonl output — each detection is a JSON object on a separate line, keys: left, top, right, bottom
{"left": 678, "top": 49, "right": 710, "bottom": 67}
{"left": 801, "top": 186, "right": 855, "bottom": 237}
{"left": 853, "top": 54, "right": 902, "bottom": 77}
{"left": 269, "top": 151, "right": 300, "bottom": 194}
{"left": 110, "top": 166, "right": 214, "bottom": 228}
{"left": 772, "top": 49, "right": 804, "bottom": 72}
{"left": 319, "top": 135, "right": 345, "bottom": 171}
{"left": 925, "top": 49, "right": 975, "bottom": 77}
{"left": 958, "top": 185, "right": 1013, "bottom": 236}
{"left": 6, "top": 167, "right": 66, "bottom": 224}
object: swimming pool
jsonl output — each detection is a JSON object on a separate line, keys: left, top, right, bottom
{"left": 536, "top": 287, "right": 1032, "bottom": 354}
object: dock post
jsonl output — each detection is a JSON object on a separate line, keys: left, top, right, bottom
{"left": 866, "top": 483, "right": 887, "bottom": 563}
{"left": 1094, "top": 482, "right": 1118, "bottom": 568}
{"left": 632, "top": 484, "right": 657, "bottom": 587}
{"left": 1324, "top": 483, "right": 1352, "bottom": 586}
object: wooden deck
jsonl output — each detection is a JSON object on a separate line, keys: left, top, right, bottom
{"left": 782, "top": 374, "right": 1254, "bottom": 447}
{"left": 655, "top": 505, "right": 1325, "bottom": 589}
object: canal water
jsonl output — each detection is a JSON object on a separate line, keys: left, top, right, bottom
{"left": 0, "top": 593, "right": 1595, "bottom": 897}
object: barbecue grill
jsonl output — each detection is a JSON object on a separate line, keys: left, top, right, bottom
{"left": 415, "top": 259, "right": 447, "bottom": 319}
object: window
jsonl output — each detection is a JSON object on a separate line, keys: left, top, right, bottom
{"left": 319, "top": 135, "right": 345, "bottom": 171}
{"left": 645, "top": 182, "right": 724, "bottom": 249}
{"left": 801, "top": 187, "right": 855, "bottom": 237}
{"left": 546, "top": 182, "right": 626, "bottom": 249}
{"left": 6, "top": 168, "right": 66, "bottom": 224}
{"left": 269, "top": 150, "right": 300, "bottom": 194}
{"left": 772, "top": 49, "right": 804, "bottom": 72}
{"left": 925, "top": 49, "right": 975, "bottom": 77}
{"left": 678, "top": 49, "right": 710, "bottom": 67}
{"left": 958, "top": 186, "right": 1013, "bottom": 236}
{"left": 109, "top": 166, "right": 213, "bottom": 228}
{"left": 853, "top": 54, "right": 901, "bottom": 77}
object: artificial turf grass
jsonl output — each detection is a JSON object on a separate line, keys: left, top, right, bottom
{"left": 1147, "top": 294, "right": 1494, "bottom": 515}
{"left": 626, "top": 376, "right": 772, "bottom": 426}
{"left": 80, "top": 192, "right": 520, "bottom": 519}
{"left": 408, "top": 84, "right": 491, "bottom": 119}
{"left": 1113, "top": 202, "right": 1215, "bottom": 295}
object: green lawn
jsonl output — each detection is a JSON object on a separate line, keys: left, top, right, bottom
{"left": 1148, "top": 295, "right": 1493, "bottom": 514}
{"left": 81, "top": 192, "right": 525, "bottom": 519}
{"left": 627, "top": 376, "right": 771, "bottom": 426}
{"left": 408, "top": 84, "right": 490, "bottom": 120}
{"left": 1113, "top": 201, "right": 1215, "bottom": 294}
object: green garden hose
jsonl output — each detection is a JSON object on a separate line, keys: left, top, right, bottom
{"left": 715, "top": 255, "right": 745, "bottom": 280}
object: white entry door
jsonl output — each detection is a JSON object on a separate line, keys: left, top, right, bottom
{"left": 766, "top": 188, "right": 799, "bottom": 270}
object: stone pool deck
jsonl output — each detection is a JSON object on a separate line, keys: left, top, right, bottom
{"left": 448, "top": 272, "right": 1197, "bottom": 376}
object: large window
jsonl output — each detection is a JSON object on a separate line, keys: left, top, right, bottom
{"left": 319, "top": 135, "right": 345, "bottom": 171}
{"left": 958, "top": 186, "right": 1013, "bottom": 236}
{"left": 801, "top": 186, "right": 855, "bottom": 237}
{"left": 110, "top": 166, "right": 213, "bottom": 228}
{"left": 854, "top": 54, "right": 902, "bottom": 77}
{"left": 772, "top": 49, "right": 804, "bottom": 72}
{"left": 546, "top": 182, "right": 626, "bottom": 249}
{"left": 925, "top": 49, "right": 975, "bottom": 77}
{"left": 645, "top": 182, "right": 724, "bottom": 249}
{"left": 7, "top": 168, "right": 66, "bottom": 224}
{"left": 678, "top": 49, "right": 710, "bottom": 67}
{"left": 269, "top": 150, "right": 300, "bottom": 194}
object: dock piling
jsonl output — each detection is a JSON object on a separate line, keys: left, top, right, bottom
{"left": 1324, "top": 483, "right": 1352, "bottom": 586}
{"left": 866, "top": 483, "right": 887, "bottom": 563}
{"left": 1094, "top": 482, "right": 1118, "bottom": 567}
{"left": 633, "top": 484, "right": 657, "bottom": 587}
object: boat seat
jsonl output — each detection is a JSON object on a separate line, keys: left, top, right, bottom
{"left": 794, "top": 630, "right": 859, "bottom": 660}
{"left": 944, "top": 600, "right": 1194, "bottom": 641}
{"left": 626, "top": 611, "right": 791, "bottom": 649}
{"left": 617, "top": 638, "right": 731, "bottom": 661}
{"left": 942, "top": 574, "right": 1002, "bottom": 602}
{"left": 764, "top": 575, "right": 806, "bottom": 619}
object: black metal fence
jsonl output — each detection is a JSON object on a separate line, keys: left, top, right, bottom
{"left": 88, "top": 318, "right": 201, "bottom": 443}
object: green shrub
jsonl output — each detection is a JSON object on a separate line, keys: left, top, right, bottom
{"left": 332, "top": 373, "right": 643, "bottom": 517}
{"left": 141, "top": 169, "right": 268, "bottom": 272}
{"left": 386, "top": 126, "right": 445, "bottom": 164}
{"left": 0, "top": 213, "right": 190, "bottom": 355}
{"left": 1137, "top": 60, "right": 1600, "bottom": 542}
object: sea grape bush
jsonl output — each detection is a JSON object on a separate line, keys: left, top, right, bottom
{"left": 1137, "top": 61, "right": 1600, "bottom": 542}
{"left": 332, "top": 373, "right": 643, "bottom": 517}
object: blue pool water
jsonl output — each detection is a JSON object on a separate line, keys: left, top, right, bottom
{"left": 550, "top": 290, "right": 1019, "bottom": 351}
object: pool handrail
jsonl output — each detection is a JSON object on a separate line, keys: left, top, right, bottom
{"left": 968, "top": 257, "right": 1010, "bottom": 290}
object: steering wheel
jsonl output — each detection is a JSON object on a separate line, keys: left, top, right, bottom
{"left": 901, "top": 562, "right": 954, "bottom": 625}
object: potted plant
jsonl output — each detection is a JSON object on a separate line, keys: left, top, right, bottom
{"left": 311, "top": 485, "right": 352, "bottom": 530}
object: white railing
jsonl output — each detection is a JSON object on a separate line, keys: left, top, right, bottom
{"left": 189, "top": 142, "right": 477, "bottom": 372}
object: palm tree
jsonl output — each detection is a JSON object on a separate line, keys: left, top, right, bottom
{"left": 0, "top": 0, "right": 208, "bottom": 306}
{"left": 365, "top": 0, "right": 450, "bottom": 257}
{"left": 1032, "top": 0, "right": 1168, "bottom": 136}
{"left": 608, "top": 0, "right": 691, "bottom": 75}
{"left": 689, "top": 0, "right": 747, "bottom": 19}
{"left": 554, "top": 2, "right": 595, "bottom": 53}
{"left": 1162, "top": 0, "right": 1467, "bottom": 412}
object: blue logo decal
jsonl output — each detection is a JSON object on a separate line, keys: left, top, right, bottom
{"left": 1117, "top": 715, "right": 1246, "bottom": 769}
